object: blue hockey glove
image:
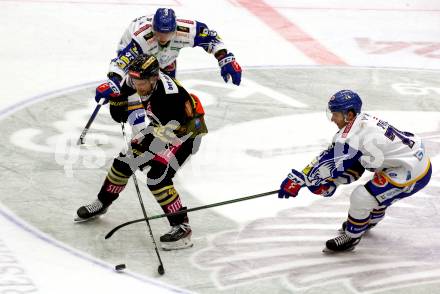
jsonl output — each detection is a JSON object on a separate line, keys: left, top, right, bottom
{"left": 278, "top": 169, "right": 306, "bottom": 198}
{"left": 218, "top": 52, "right": 242, "bottom": 86}
{"left": 95, "top": 76, "right": 121, "bottom": 104}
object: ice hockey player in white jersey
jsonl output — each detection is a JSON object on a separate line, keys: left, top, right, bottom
{"left": 278, "top": 90, "right": 432, "bottom": 252}
{"left": 94, "top": 7, "right": 242, "bottom": 108}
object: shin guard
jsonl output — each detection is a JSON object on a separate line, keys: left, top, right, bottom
{"left": 98, "top": 157, "right": 132, "bottom": 205}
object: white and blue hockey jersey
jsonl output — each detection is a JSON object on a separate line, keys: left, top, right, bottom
{"left": 303, "top": 113, "right": 430, "bottom": 188}
{"left": 109, "top": 15, "right": 227, "bottom": 78}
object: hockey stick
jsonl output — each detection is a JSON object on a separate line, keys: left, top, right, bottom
{"left": 105, "top": 189, "right": 279, "bottom": 240}
{"left": 77, "top": 98, "right": 106, "bottom": 145}
{"left": 120, "top": 122, "right": 165, "bottom": 275}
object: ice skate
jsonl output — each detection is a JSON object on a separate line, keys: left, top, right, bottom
{"left": 323, "top": 233, "right": 361, "bottom": 253}
{"left": 160, "top": 223, "right": 193, "bottom": 251}
{"left": 74, "top": 199, "right": 109, "bottom": 222}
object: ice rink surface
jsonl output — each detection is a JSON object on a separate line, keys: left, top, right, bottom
{"left": 1, "top": 0, "right": 440, "bottom": 293}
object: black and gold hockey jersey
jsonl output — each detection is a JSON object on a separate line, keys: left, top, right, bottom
{"left": 109, "top": 72, "right": 208, "bottom": 140}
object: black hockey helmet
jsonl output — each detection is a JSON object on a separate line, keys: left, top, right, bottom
{"left": 128, "top": 54, "right": 160, "bottom": 79}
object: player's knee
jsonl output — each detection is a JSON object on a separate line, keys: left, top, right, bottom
{"left": 146, "top": 162, "right": 173, "bottom": 190}
{"left": 113, "top": 153, "right": 134, "bottom": 176}
{"left": 350, "top": 185, "right": 377, "bottom": 211}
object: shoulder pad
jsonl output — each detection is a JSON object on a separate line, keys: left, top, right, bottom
{"left": 159, "top": 72, "right": 179, "bottom": 94}
{"left": 131, "top": 16, "right": 153, "bottom": 37}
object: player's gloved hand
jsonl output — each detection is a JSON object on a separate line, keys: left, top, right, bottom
{"left": 278, "top": 169, "right": 306, "bottom": 198}
{"left": 218, "top": 52, "right": 242, "bottom": 86}
{"left": 95, "top": 76, "right": 121, "bottom": 104}
{"left": 131, "top": 129, "right": 148, "bottom": 146}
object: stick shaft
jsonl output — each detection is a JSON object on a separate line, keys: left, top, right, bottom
{"left": 105, "top": 189, "right": 279, "bottom": 239}
{"left": 77, "top": 98, "right": 105, "bottom": 145}
{"left": 120, "top": 122, "right": 165, "bottom": 270}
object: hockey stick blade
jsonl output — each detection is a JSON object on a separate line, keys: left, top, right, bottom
{"left": 105, "top": 189, "right": 279, "bottom": 239}
{"left": 76, "top": 130, "right": 88, "bottom": 145}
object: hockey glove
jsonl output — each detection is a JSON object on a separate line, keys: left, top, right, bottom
{"left": 95, "top": 76, "right": 121, "bottom": 104}
{"left": 218, "top": 52, "right": 242, "bottom": 86}
{"left": 278, "top": 169, "right": 306, "bottom": 198}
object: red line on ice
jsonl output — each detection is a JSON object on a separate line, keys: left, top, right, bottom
{"left": 237, "top": 0, "right": 347, "bottom": 65}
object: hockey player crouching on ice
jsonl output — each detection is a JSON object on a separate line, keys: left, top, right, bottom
{"left": 75, "top": 54, "right": 208, "bottom": 250}
{"left": 278, "top": 90, "right": 432, "bottom": 253}
{"left": 94, "top": 8, "right": 242, "bottom": 109}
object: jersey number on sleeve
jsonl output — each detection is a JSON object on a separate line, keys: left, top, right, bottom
{"left": 384, "top": 125, "right": 415, "bottom": 148}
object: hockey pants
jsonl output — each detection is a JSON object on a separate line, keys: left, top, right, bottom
{"left": 97, "top": 137, "right": 198, "bottom": 226}
{"left": 345, "top": 162, "right": 432, "bottom": 238}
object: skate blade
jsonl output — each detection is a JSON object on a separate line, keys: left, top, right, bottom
{"left": 73, "top": 214, "right": 102, "bottom": 223}
{"left": 322, "top": 246, "right": 356, "bottom": 254}
{"left": 161, "top": 237, "right": 193, "bottom": 251}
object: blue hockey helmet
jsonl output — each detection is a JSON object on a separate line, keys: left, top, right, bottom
{"left": 328, "top": 90, "right": 362, "bottom": 114}
{"left": 153, "top": 8, "right": 177, "bottom": 33}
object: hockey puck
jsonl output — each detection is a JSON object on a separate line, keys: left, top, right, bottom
{"left": 115, "top": 264, "right": 126, "bottom": 271}
{"left": 158, "top": 265, "right": 165, "bottom": 275}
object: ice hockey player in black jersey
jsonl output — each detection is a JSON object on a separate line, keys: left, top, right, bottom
{"left": 75, "top": 54, "right": 208, "bottom": 250}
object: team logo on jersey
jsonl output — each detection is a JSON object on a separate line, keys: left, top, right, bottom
{"left": 134, "top": 24, "right": 151, "bottom": 36}
{"left": 306, "top": 155, "right": 346, "bottom": 186}
{"left": 143, "top": 32, "right": 154, "bottom": 41}
{"left": 177, "top": 25, "right": 189, "bottom": 33}
{"left": 372, "top": 173, "right": 388, "bottom": 187}
{"left": 176, "top": 18, "right": 194, "bottom": 24}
